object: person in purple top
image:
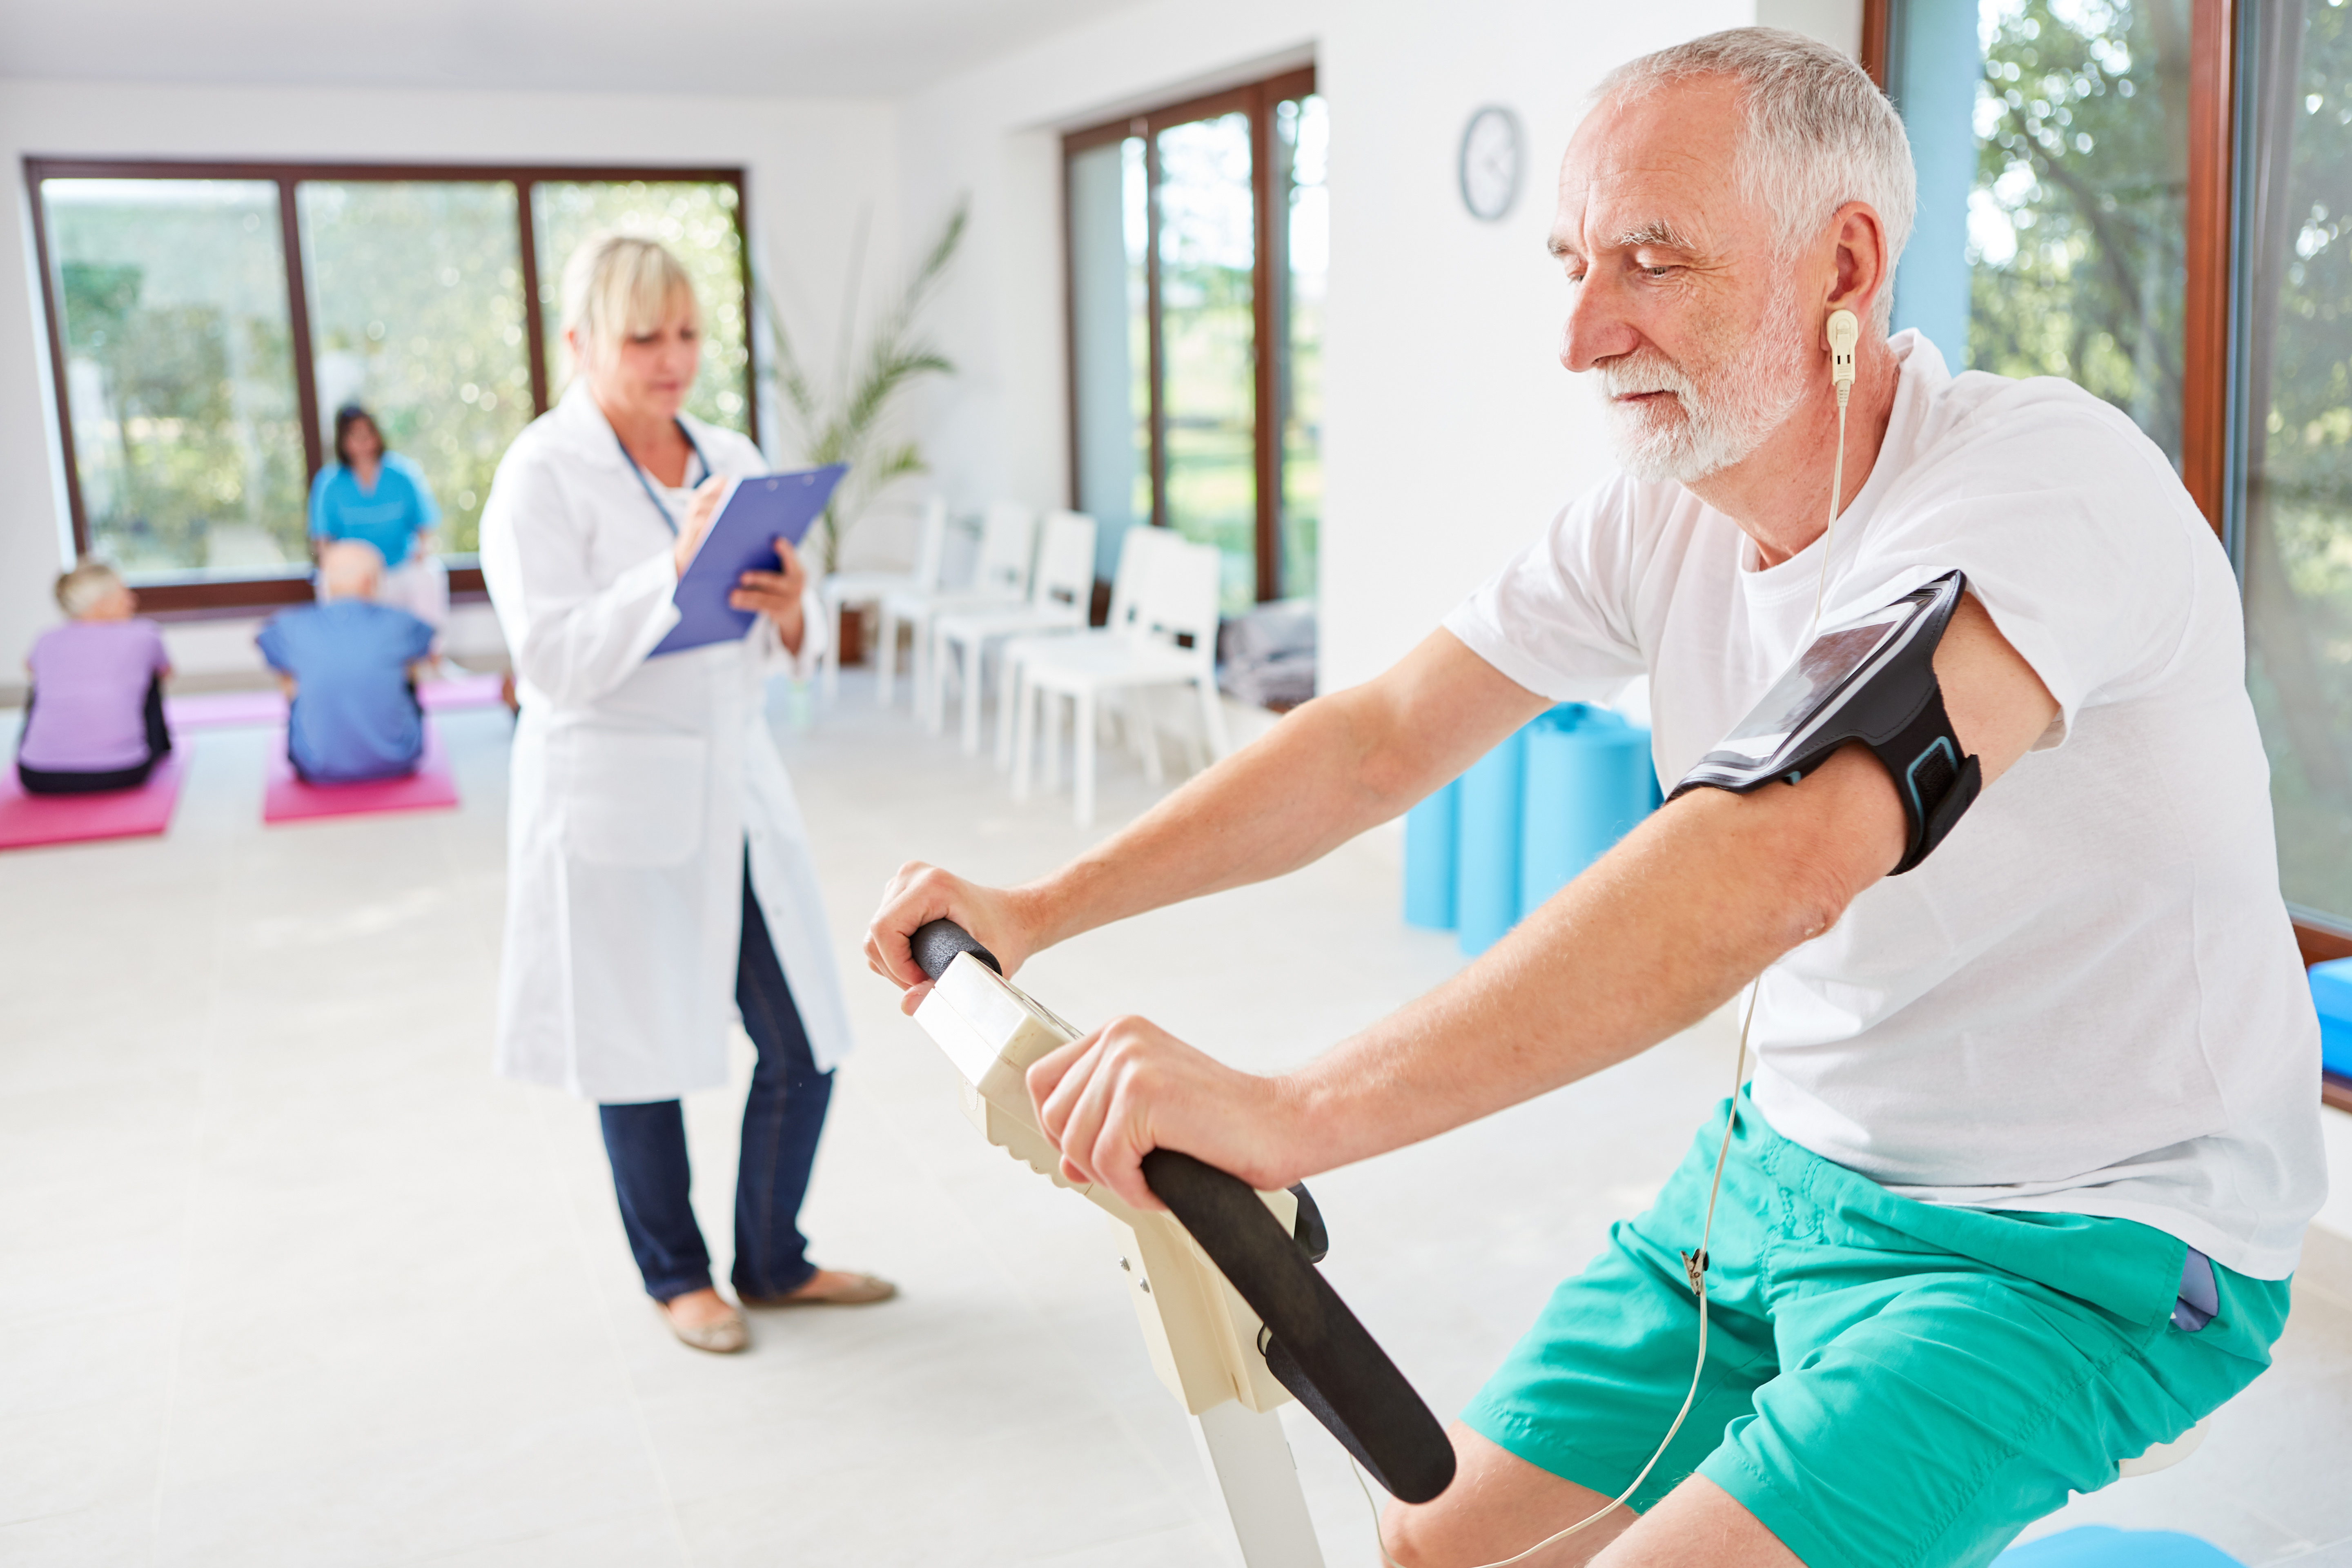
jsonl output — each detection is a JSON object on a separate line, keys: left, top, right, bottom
{"left": 17, "top": 559, "right": 174, "bottom": 795}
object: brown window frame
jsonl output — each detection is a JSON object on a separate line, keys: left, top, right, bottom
{"left": 1860, "top": 0, "right": 2234, "bottom": 534}
{"left": 1061, "top": 65, "right": 1318, "bottom": 606}
{"left": 1866, "top": 0, "right": 2352, "bottom": 1103}
{"left": 23, "top": 158, "right": 756, "bottom": 615}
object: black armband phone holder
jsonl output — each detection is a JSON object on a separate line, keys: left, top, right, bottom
{"left": 1669, "top": 570, "right": 1982, "bottom": 875}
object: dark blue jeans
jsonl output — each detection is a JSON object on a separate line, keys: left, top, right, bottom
{"left": 598, "top": 860, "right": 833, "bottom": 1303}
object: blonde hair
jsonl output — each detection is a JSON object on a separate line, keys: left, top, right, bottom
{"left": 560, "top": 232, "right": 699, "bottom": 370}
{"left": 56, "top": 558, "right": 125, "bottom": 618}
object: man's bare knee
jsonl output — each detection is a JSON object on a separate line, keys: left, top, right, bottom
{"left": 1371, "top": 1423, "right": 1632, "bottom": 1567}
{"left": 1586, "top": 1477, "right": 1803, "bottom": 1568}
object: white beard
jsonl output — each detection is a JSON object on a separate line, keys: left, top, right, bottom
{"left": 1595, "top": 286, "right": 1811, "bottom": 485}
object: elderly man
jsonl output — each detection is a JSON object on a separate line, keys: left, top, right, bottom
{"left": 258, "top": 539, "right": 436, "bottom": 784}
{"left": 868, "top": 29, "right": 2323, "bottom": 1568}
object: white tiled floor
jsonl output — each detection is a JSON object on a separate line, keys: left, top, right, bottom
{"left": 1, "top": 676, "right": 2346, "bottom": 1567}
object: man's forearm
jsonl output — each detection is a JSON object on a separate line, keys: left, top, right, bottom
{"left": 1015, "top": 631, "right": 1548, "bottom": 953}
{"left": 1016, "top": 690, "right": 1402, "bottom": 949}
{"left": 1274, "top": 744, "right": 1902, "bottom": 1179}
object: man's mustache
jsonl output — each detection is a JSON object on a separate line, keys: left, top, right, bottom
{"left": 1595, "top": 353, "right": 1695, "bottom": 402}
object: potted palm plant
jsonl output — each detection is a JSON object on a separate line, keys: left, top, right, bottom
{"left": 765, "top": 200, "right": 966, "bottom": 668}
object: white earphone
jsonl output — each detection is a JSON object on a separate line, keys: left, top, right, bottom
{"left": 1811, "top": 307, "right": 1862, "bottom": 636}
{"left": 1828, "top": 307, "right": 1859, "bottom": 403}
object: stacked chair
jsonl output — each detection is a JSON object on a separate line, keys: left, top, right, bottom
{"left": 878, "top": 501, "right": 1038, "bottom": 718}
{"left": 817, "top": 496, "right": 946, "bottom": 705}
{"left": 992, "top": 522, "right": 1169, "bottom": 772}
{"left": 929, "top": 510, "right": 1098, "bottom": 754}
{"left": 1011, "top": 530, "right": 1229, "bottom": 828}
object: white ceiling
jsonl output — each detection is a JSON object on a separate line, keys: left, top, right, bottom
{"left": 0, "top": 0, "right": 1152, "bottom": 97}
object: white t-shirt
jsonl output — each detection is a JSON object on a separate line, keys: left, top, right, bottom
{"left": 1445, "top": 332, "right": 2325, "bottom": 1279}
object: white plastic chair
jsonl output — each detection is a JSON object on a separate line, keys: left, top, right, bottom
{"left": 995, "top": 522, "right": 1170, "bottom": 772}
{"left": 931, "top": 510, "right": 1097, "bottom": 753}
{"left": 1013, "top": 534, "right": 1230, "bottom": 828}
{"left": 819, "top": 496, "right": 946, "bottom": 705}
{"left": 880, "top": 501, "right": 1038, "bottom": 719}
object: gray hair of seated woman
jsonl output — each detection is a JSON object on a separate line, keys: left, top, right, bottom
{"left": 55, "top": 558, "right": 126, "bottom": 619}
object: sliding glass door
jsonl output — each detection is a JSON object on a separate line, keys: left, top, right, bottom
{"left": 2235, "top": 0, "right": 2352, "bottom": 927}
{"left": 1156, "top": 111, "right": 1261, "bottom": 610}
{"left": 1887, "top": 0, "right": 2196, "bottom": 465}
{"left": 1065, "top": 67, "right": 1323, "bottom": 613}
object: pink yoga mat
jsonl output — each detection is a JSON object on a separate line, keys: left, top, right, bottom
{"left": 263, "top": 724, "right": 458, "bottom": 824}
{"left": 170, "top": 673, "right": 503, "bottom": 732}
{"left": 0, "top": 753, "right": 186, "bottom": 850}
{"left": 418, "top": 672, "right": 505, "bottom": 712}
{"left": 166, "top": 690, "right": 287, "bottom": 730}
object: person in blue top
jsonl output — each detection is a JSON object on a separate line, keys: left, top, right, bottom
{"left": 308, "top": 404, "right": 448, "bottom": 639}
{"left": 258, "top": 541, "right": 436, "bottom": 784}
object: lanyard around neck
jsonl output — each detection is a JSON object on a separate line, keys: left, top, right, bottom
{"left": 614, "top": 421, "right": 709, "bottom": 537}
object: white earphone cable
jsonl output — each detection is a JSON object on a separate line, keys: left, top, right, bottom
{"left": 1807, "top": 379, "right": 1854, "bottom": 644}
{"left": 1356, "top": 981, "right": 1761, "bottom": 1568}
{"left": 1354, "top": 322, "right": 1852, "bottom": 1564}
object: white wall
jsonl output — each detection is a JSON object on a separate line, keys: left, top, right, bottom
{"left": 1, "top": 1, "right": 1877, "bottom": 691}
{"left": 893, "top": 0, "right": 1866, "bottom": 695}
{"left": 0, "top": 78, "right": 902, "bottom": 687}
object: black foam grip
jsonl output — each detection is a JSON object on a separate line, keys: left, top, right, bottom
{"left": 1141, "top": 1149, "right": 1457, "bottom": 1504}
{"left": 911, "top": 919, "right": 1001, "bottom": 981}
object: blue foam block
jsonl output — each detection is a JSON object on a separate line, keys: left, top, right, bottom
{"left": 1455, "top": 725, "right": 1528, "bottom": 956}
{"left": 1404, "top": 781, "right": 1460, "bottom": 930}
{"left": 1994, "top": 1527, "right": 2243, "bottom": 1566}
{"left": 1519, "top": 705, "right": 1655, "bottom": 920}
{"left": 2310, "top": 957, "right": 2352, "bottom": 1078}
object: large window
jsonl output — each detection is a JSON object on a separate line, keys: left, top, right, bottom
{"left": 1063, "top": 68, "right": 1325, "bottom": 613}
{"left": 2235, "top": 0, "right": 2352, "bottom": 934}
{"left": 1889, "top": 0, "right": 2197, "bottom": 462}
{"left": 1874, "top": 0, "right": 2352, "bottom": 1067}
{"left": 27, "top": 161, "right": 753, "bottom": 610}
{"left": 298, "top": 180, "right": 533, "bottom": 559}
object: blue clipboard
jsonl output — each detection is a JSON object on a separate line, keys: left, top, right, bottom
{"left": 649, "top": 463, "right": 846, "bottom": 657}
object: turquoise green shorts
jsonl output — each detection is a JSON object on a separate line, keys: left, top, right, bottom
{"left": 1461, "top": 1096, "right": 2290, "bottom": 1568}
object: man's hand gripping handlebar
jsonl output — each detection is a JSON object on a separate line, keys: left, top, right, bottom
{"left": 905, "top": 918, "right": 1458, "bottom": 1506}
{"left": 867, "top": 862, "right": 1046, "bottom": 1016}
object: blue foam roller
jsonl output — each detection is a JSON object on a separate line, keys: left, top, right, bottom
{"left": 1518, "top": 706, "right": 1656, "bottom": 920}
{"left": 1403, "top": 780, "right": 1460, "bottom": 930}
{"left": 2311, "top": 957, "right": 2352, "bottom": 1078}
{"left": 1994, "top": 1527, "right": 2244, "bottom": 1566}
{"left": 1454, "top": 725, "right": 1528, "bottom": 956}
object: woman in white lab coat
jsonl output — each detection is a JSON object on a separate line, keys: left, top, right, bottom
{"left": 480, "top": 234, "right": 893, "bottom": 1354}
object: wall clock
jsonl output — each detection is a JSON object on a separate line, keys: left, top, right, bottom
{"left": 1459, "top": 105, "right": 1524, "bottom": 223}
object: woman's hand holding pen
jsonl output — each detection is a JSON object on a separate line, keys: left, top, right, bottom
{"left": 670, "top": 477, "right": 728, "bottom": 577}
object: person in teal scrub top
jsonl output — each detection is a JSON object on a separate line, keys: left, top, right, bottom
{"left": 309, "top": 404, "right": 449, "bottom": 638}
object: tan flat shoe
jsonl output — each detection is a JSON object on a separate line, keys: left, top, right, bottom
{"left": 742, "top": 1270, "right": 898, "bottom": 1308}
{"left": 660, "top": 1300, "right": 748, "bottom": 1353}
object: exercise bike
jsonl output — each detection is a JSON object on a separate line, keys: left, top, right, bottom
{"left": 906, "top": 919, "right": 1456, "bottom": 1568}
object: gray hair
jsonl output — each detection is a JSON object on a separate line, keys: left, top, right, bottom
{"left": 1595, "top": 27, "right": 1915, "bottom": 330}
{"left": 54, "top": 557, "right": 124, "bottom": 618}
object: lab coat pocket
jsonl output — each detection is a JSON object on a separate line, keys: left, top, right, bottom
{"left": 564, "top": 729, "right": 708, "bottom": 867}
